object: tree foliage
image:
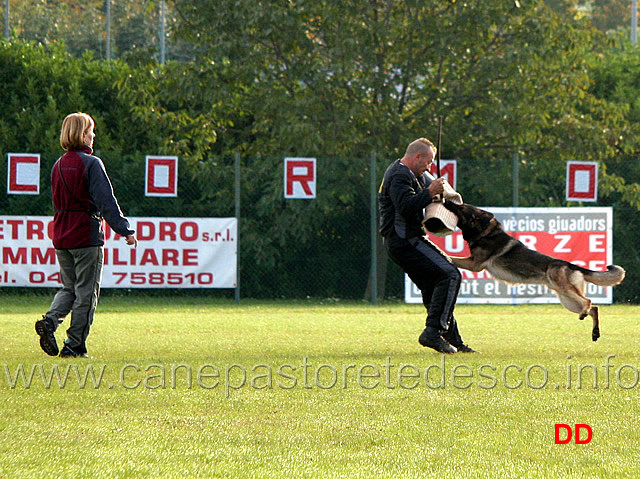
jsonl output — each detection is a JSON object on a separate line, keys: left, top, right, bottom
{"left": 1, "top": 0, "right": 197, "bottom": 62}
{"left": 170, "top": 0, "right": 630, "bottom": 206}
{"left": 545, "top": 0, "right": 632, "bottom": 33}
{"left": 588, "top": 38, "right": 640, "bottom": 210}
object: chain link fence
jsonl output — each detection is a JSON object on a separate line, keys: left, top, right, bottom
{"left": 1, "top": 0, "right": 196, "bottom": 64}
{"left": 1, "top": 154, "right": 638, "bottom": 303}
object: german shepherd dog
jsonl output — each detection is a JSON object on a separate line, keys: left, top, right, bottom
{"left": 441, "top": 202, "right": 626, "bottom": 341}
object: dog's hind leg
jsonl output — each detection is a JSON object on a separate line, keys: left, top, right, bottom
{"left": 550, "top": 267, "right": 600, "bottom": 341}
{"left": 588, "top": 305, "right": 600, "bottom": 341}
{"left": 556, "top": 290, "right": 591, "bottom": 317}
{"left": 556, "top": 291, "right": 600, "bottom": 341}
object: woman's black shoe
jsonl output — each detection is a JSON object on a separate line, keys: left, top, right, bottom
{"left": 35, "top": 316, "right": 59, "bottom": 356}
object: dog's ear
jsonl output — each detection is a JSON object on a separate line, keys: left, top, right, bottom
{"left": 475, "top": 208, "right": 495, "bottom": 228}
{"left": 457, "top": 203, "right": 494, "bottom": 233}
{"left": 480, "top": 209, "right": 495, "bottom": 222}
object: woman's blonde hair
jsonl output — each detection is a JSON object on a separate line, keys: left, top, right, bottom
{"left": 60, "top": 112, "right": 95, "bottom": 151}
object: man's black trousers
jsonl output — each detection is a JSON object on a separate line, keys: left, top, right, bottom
{"left": 384, "top": 233, "right": 462, "bottom": 332}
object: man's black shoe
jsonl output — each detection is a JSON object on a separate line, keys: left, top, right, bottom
{"left": 418, "top": 327, "right": 457, "bottom": 354}
{"left": 59, "top": 345, "right": 89, "bottom": 358}
{"left": 442, "top": 325, "right": 479, "bottom": 353}
{"left": 452, "top": 343, "right": 480, "bottom": 353}
{"left": 35, "top": 316, "right": 59, "bottom": 356}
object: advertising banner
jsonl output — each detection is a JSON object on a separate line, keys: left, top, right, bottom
{"left": 405, "top": 207, "right": 614, "bottom": 304}
{"left": 0, "top": 216, "right": 237, "bottom": 288}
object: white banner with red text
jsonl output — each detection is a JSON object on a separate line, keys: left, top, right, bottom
{"left": 0, "top": 216, "right": 237, "bottom": 288}
{"left": 405, "top": 207, "right": 614, "bottom": 304}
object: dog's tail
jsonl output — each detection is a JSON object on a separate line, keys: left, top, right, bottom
{"left": 580, "top": 265, "right": 626, "bottom": 286}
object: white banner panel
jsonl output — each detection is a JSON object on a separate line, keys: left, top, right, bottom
{"left": 429, "top": 160, "right": 457, "bottom": 189}
{"left": 566, "top": 161, "right": 598, "bottom": 202}
{"left": 0, "top": 216, "right": 236, "bottom": 288}
{"left": 284, "top": 157, "right": 316, "bottom": 199}
{"left": 7, "top": 153, "right": 40, "bottom": 195}
{"left": 405, "top": 207, "right": 614, "bottom": 304}
{"left": 145, "top": 156, "right": 178, "bottom": 197}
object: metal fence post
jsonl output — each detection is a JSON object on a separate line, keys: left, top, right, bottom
{"left": 235, "top": 152, "right": 241, "bottom": 304}
{"left": 512, "top": 152, "right": 519, "bottom": 207}
{"left": 4, "top": 0, "right": 9, "bottom": 40}
{"left": 159, "top": 0, "right": 166, "bottom": 64}
{"left": 105, "top": 0, "right": 111, "bottom": 60}
{"left": 370, "top": 152, "right": 378, "bottom": 305}
{"left": 633, "top": 0, "right": 638, "bottom": 44}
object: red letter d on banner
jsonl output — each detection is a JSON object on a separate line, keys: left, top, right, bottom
{"left": 555, "top": 424, "right": 572, "bottom": 444}
{"left": 575, "top": 424, "right": 593, "bottom": 444}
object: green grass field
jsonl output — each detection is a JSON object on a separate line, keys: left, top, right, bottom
{"left": 1, "top": 296, "right": 639, "bottom": 478}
